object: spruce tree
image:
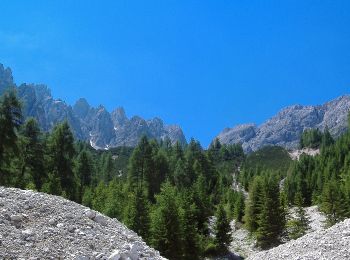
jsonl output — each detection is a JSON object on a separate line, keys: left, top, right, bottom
{"left": 244, "top": 176, "right": 263, "bottom": 233}
{"left": 214, "top": 202, "right": 232, "bottom": 252}
{"left": 18, "top": 118, "right": 46, "bottom": 189}
{"left": 124, "top": 187, "right": 150, "bottom": 241}
{"left": 47, "top": 122, "right": 76, "bottom": 200}
{"left": 287, "top": 192, "right": 309, "bottom": 239}
{"left": 0, "top": 91, "right": 22, "bottom": 183}
{"left": 180, "top": 192, "right": 201, "bottom": 260}
{"left": 76, "top": 149, "right": 94, "bottom": 201}
{"left": 234, "top": 192, "right": 245, "bottom": 222}
{"left": 256, "top": 176, "right": 284, "bottom": 249}
{"left": 150, "top": 182, "right": 183, "bottom": 259}
{"left": 321, "top": 179, "right": 347, "bottom": 226}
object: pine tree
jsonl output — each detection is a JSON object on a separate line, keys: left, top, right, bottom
{"left": 234, "top": 192, "right": 245, "bottom": 222}
{"left": 287, "top": 192, "right": 309, "bottom": 239}
{"left": 321, "top": 179, "right": 347, "bottom": 226}
{"left": 244, "top": 176, "right": 263, "bottom": 233}
{"left": 256, "top": 176, "right": 284, "bottom": 249}
{"left": 127, "top": 136, "right": 154, "bottom": 196}
{"left": 76, "top": 149, "right": 94, "bottom": 201}
{"left": 47, "top": 122, "right": 77, "bottom": 200}
{"left": 0, "top": 91, "right": 22, "bottom": 184}
{"left": 18, "top": 118, "right": 46, "bottom": 189}
{"left": 150, "top": 182, "right": 183, "bottom": 259}
{"left": 214, "top": 202, "right": 232, "bottom": 252}
{"left": 180, "top": 192, "right": 201, "bottom": 260}
{"left": 124, "top": 187, "right": 150, "bottom": 241}
{"left": 102, "top": 152, "right": 115, "bottom": 183}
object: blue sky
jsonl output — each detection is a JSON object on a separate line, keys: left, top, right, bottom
{"left": 0, "top": 1, "right": 349, "bottom": 146}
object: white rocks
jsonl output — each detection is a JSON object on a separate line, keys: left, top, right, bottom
{"left": 84, "top": 209, "right": 96, "bottom": 220}
{"left": 48, "top": 218, "right": 56, "bottom": 225}
{"left": 93, "top": 214, "right": 108, "bottom": 226}
{"left": 10, "top": 214, "right": 23, "bottom": 222}
{"left": 248, "top": 219, "right": 350, "bottom": 260}
{"left": 0, "top": 186, "right": 165, "bottom": 260}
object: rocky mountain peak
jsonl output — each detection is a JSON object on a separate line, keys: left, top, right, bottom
{"left": 0, "top": 63, "right": 15, "bottom": 94}
{"left": 1, "top": 63, "right": 187, "bottom": 149}
{"left": 216, "top": 95, "right": 350, "bottom": 152}
{"left": 73, "top": 98, "right": 91, "bottom": 119}
{"left": 111, "top": 107, "right": 128, "bottom": 126}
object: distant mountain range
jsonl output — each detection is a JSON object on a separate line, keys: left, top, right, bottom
{"left": 215, "top": 95, "right": 350, "bottom": 152}
{"left": 0, "top": 63, "right": 186, "bottom": 149}
{"left": 2, "top": 63, "right": 349, "bottom": 152}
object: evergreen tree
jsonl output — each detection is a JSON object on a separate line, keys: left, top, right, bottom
{"left": 150, "top": 183, "right": 183, "bottom": 259}
{"left": 47, "top": 122, "right": 77, "bottom": 200}
{"left": 124, "top": 187, "right": 150, "bottom": 240}
{"left": 321, "top": 179, "right": 347, "bottom": 226}
{"left": 18, "top": 118, "right": 46, "bottom": 189}
{"left": 127, "top": 136, "right": 154, "bottom": 198}
{"left": 102, "top": 152, "right": 115, "bottom": 183}
{"left": 256, "top": 176, "right": 284, "bottom": 249}
{"left": 214, "top": 202, "right": 232, "bottom": 252}
{"left": 180, "top": 192, "right": 201, "bottom": 260}
{"left": 76, "top": 149, "right": 94, "bottom": 201}
{"left": 234, "top": 192, "right": 245, "bottom": 222}
{"left": 287, "top": 192, "right": 309, "bottom": 239}
{"left": 244, "top": 176, "right": 263, "bottom": 233}
{"left": 0, "top": 91, "right": 22, "bottom": 183}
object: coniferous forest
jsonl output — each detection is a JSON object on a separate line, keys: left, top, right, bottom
{"left": 1, "top": 90, "right": 350, "bottom": 259}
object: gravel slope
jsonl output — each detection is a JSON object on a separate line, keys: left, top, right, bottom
{"left": 247, "top": 219, "right": 350, "bottom": 260}
{"left": 0, "top": 187, "right": 164, "bottom": 259}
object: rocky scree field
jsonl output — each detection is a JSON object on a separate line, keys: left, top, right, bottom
{"left": 0, "top": 186, "right": 165, "bottom": 260}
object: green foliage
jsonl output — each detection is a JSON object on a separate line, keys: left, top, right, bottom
{"left": 244, "top": 176, "right": 264, "bottom": 233}
{"left": 124, "top": 187, "right": 150, "bottom": 241}
{"left": 150, "top": 183, "right": 183, "bottom": 259}
{"left": 255, "top": 176, "right": 284, "bottom": 249}
{"left": 4, "top": 91, "right": 350, "bottom": 258}
{"left": 287, "top": 192, "right": 310, "bottom": 239}
{"left": 0, "top": 90, "right": 22, "bottom": 184}
{"left": 244, "top": 146, "right": 292, "bottom": 172}
{"left": 300, "top": 128, "right": 323, "bottom": 149}
{"left": 321, "top": 179, "right": 349, "bottom": 226}
{"left": 233, "top": 192, "right": 245, "bottom": 222}
{"left": 214, "top": 202, "right": 232, "bottom": 252}
{"left": 47, "top": 122, "right": 77, "bottom": 200}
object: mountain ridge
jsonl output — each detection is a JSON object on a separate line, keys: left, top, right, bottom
{"left": 0, "top": 63, "right": 186, "bottom": 149}
{"left": 215, "top": 95, "right": 350, "bottom": 152}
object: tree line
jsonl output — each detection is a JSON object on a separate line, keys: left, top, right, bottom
{"left": 0, "top": 90, "right": 243, "bottom": 259}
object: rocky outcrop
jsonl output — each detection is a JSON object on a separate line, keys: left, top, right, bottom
{"left": 0, "top": 63, "right": 187, "bottom": 149}
{"left": 216, "top": 96, "right": 350, "bottom": 152}
{"left": 0, "top": 64, "right": 15, "bottom": 95}
{"left": 0, "top": 186, "right": 165, "bottom": 259}
{"left": 247, "top": 218, "right": 350, "bottom": 260}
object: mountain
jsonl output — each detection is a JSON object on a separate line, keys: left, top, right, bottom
{"left": 0, "top": 63, "right": 186, "bottom": 149}
{"left": 0, "top": 186, "right": 164, "bottom": 259}
{"left": 215, "top": 95, "right": 350, "bottom": 152}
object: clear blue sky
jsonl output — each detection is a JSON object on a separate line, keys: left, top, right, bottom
{"left": 0, "top": 1, "right": 349, "bottom": 146}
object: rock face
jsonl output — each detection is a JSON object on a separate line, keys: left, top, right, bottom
{"left": 247, "top": 218, "right": 350, "bottom": 260}
{"left": 0, "top": 186, "right": 165, "bottom": 259}
{"left": 216, "top": 96, "right": 350, "bottom": 152}
{"left": 0, "top": 63, "right": 186, "bottom": 149}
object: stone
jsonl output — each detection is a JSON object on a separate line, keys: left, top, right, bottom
{"left": 93, "top": 214, "right": 108, "bottom": 226}
{"left": 85, "top": 210, "right": 96, "bottom": 220}
{"left": 10, "top": 214, "right": 23, "bottom": 222}
{"left": 216, "top": 95, "right": 350, "bottom": 152}
{"left": 108, "top": 250, "right": 121, "bottom": 260}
